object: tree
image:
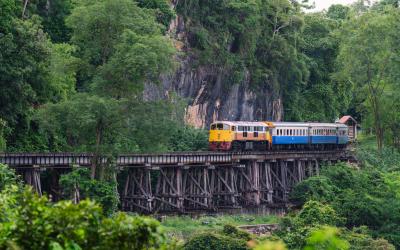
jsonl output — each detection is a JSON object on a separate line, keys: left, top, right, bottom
{"left": 298, "top": 13, "right": 344, "bottom": 121}
{"left": 0, "top": 14, "right": 52, "bottom": 150}
{"left": 93, "top": 30, "right": 175, "bottom": 98}
{"left": 327, "top": 4, "right": 350, "bottom": 20}
{"left": 66, "top": 0, "right": 175, "bottom": 89}
{"left": 36, "top": 93, "right": 129, "bottom": 178}
{"left": 47, "top": 43, "right": 79, "bottom": 102}
{"left": 336, "top": 8, "right": 400, "bottom": 151}
{"left": 135, "top": 0, "right": 175, "bottom": 29}
{"left": 34, "top": 0, "right": 74, "bottom": 42}
{"left": 0, "top": 119, "right": 6, "bottom": 151}
{"left": 59, "top": 168, "right": 119, "bottom": 216}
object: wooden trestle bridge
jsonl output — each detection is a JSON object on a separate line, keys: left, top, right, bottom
{"left": 0, "top": 150, "right": 354, "bottom": 213}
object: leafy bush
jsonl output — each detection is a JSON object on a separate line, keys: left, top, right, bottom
{"left": 0, "top": 186, "right": 171, "bottom": 249}
{"left": 304, "top": 226, "right": 349, "bottom": 250}
{"left": 276, "top": 200, "right": 344, "bottom": 249}
{"left": 222, "top": 224, "right": 252, "bottom": 241}
{"left": 290, "top": 176, "right": 337, "bottom": 204}
{"left": 184, "top": 232, "right": 247, "bottom": 250}
{"left": 0, "top": 164, "right": 20, "bottom": 191}
{"left": 59, "top": 168, "right": 119, "bottom": 216}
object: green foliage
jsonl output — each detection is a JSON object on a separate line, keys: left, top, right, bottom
{"left": 0, "top": 164, "right": 20, "bottom": 192}
{"left": 161, "top": 214, "right": 277, "bottom": 240}
{"left": 326, "top": 5, "right": 350, "bottom": 20}
{"left": 290, "top": 176, "right": 337, "bottom": 204}
{"left": 183, "top": 232, "right": 247, "bottom": 250}
{"left": 168, "top": 126, "right": 208, "bottom": 151}
{"left": 135, "top": 0, "right": 175, "bottom": 28}
{"left": 66, "top": 0, "right": 175, "bottom": 89}
{"left": 59, "top": 168, "right": 119, "bottom": 216}
{"left": 0, "top": 0, "right": 19, "bottom": 31}
{"left": 304, "top": 226, "right": 349, "bottom": 250}
{"left": 222, "top": 224, "right": 252, "bottom": 241}
{"left": 276, "top": 200, "right": 343, "bottom": 249}
{"left": 94, "top": 30, "right": 175, "bottom": 98}
{"left": 289, "top": 158, "right": 400, "bottom": 248}
{"left": 0, "top": 186, "right": 171, "bottom": 249}
{"left": 342, "top": 227, "right": 395, "bottom": 250}
{"left": 0, "top": 14, "right": 52, "bottom": 150}
{"left": 252, "top": 240, "right": 287, "bottom": 250}
{"left": 0, "top": 119, "right": 6, "bottom": 151}
{"left": 335, "top": 7, "right": 400, "bottom": 150}
{"left": 47, "top": 43, "right": 79, "bottom": 102}
{"left": 34, "top": 0, "right": 73, "bottom": 42}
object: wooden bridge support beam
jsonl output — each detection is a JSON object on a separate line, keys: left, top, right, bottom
{"left": 211, "top": 166, "right": 239, "bottom": 208}
{"left": 121, "top": 167, "right": 153, "bottom": 213}
{"left": 21, "top": 166, "right": 42, "bottom": 196}
{"left": 238, "top": 160, "right": 261, "bottom": 206}
{"left": 154, "top": 167, "right": 184, "bottom": 212}
{"left": 182, "top": 166, "right": 212, "bottom": 211}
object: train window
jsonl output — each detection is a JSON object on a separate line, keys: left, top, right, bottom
{"left": 238, "top": 126, "right": 244, "bottom": 131}
{"left": 211, "top": 124, "right": 216, "bottom": 130}
{"left": 216, "top": 124, "right": 223, "bottom": 130}
{"left": 231, "top": 126, "right": 236, "bottom": 131}
{"left": 243, "top": 131, "right": 248, "bottom": 137}
{"left": 224, "top": 124, "right": 230, "bottom": 130}
{"left": 254, "top": 131, "right": 258, "bottom": 137}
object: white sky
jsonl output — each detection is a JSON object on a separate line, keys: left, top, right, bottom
{"left": 308, "top": 0, "right": 359, "bottom": 12}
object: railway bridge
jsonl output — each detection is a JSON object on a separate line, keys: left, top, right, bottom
{"left": 0, "top": 150, "right": 354, "bottom": 213}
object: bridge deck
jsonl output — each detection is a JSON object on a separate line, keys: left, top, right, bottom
{"left": 0, "top": 150, "right": 350, "bottom": 168}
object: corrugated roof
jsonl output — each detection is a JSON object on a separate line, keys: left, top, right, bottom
{"left": 338, "top": 116, "right": 357, "bottom": 124}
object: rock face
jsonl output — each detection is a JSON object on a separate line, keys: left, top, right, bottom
{"left": 143, "top": 6, "right": 283, "bottom": 129}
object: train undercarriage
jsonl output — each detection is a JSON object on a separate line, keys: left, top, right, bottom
{"left": 210, "top": 140, "right": 348, "bottom": 151}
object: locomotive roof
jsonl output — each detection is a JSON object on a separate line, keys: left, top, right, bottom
{"left": 211, "top": 121, "right": 267, "bottom": 127}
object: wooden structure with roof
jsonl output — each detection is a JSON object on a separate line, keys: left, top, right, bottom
{"left": 338, "top": 116, "right": 358, "bottom": 141}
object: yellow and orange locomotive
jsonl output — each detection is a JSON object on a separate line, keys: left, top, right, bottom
{"left": 208, "top": 121, "right": 273, "bottom": 151}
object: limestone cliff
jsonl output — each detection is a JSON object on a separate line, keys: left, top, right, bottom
{"left": 143, "top": 4, "right": 283, "bottom": 129}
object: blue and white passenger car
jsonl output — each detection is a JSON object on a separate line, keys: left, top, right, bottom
{"left": 270, "top": 122, "right": 348, "bottom": 150}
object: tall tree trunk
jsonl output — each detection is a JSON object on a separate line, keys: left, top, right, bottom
{"left": 22, "top": 0, "right": 29, "bottom": 18}
{"left": 92, "top": 122, "right": 104, "bottom": 180}
{"left": 372, "top": 96, "right": 383, "bottom": 153}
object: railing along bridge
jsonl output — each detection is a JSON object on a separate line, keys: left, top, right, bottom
{"left": 0, "top": 150, "right": 354, "bottom": 213}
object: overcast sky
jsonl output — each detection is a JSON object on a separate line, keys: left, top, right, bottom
{"left": 308, "top": 0, "right": 359, "bottom": 12}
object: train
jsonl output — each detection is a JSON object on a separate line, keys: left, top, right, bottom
{"left": 208, "top": 121, "right": 349, "bottom": 151}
